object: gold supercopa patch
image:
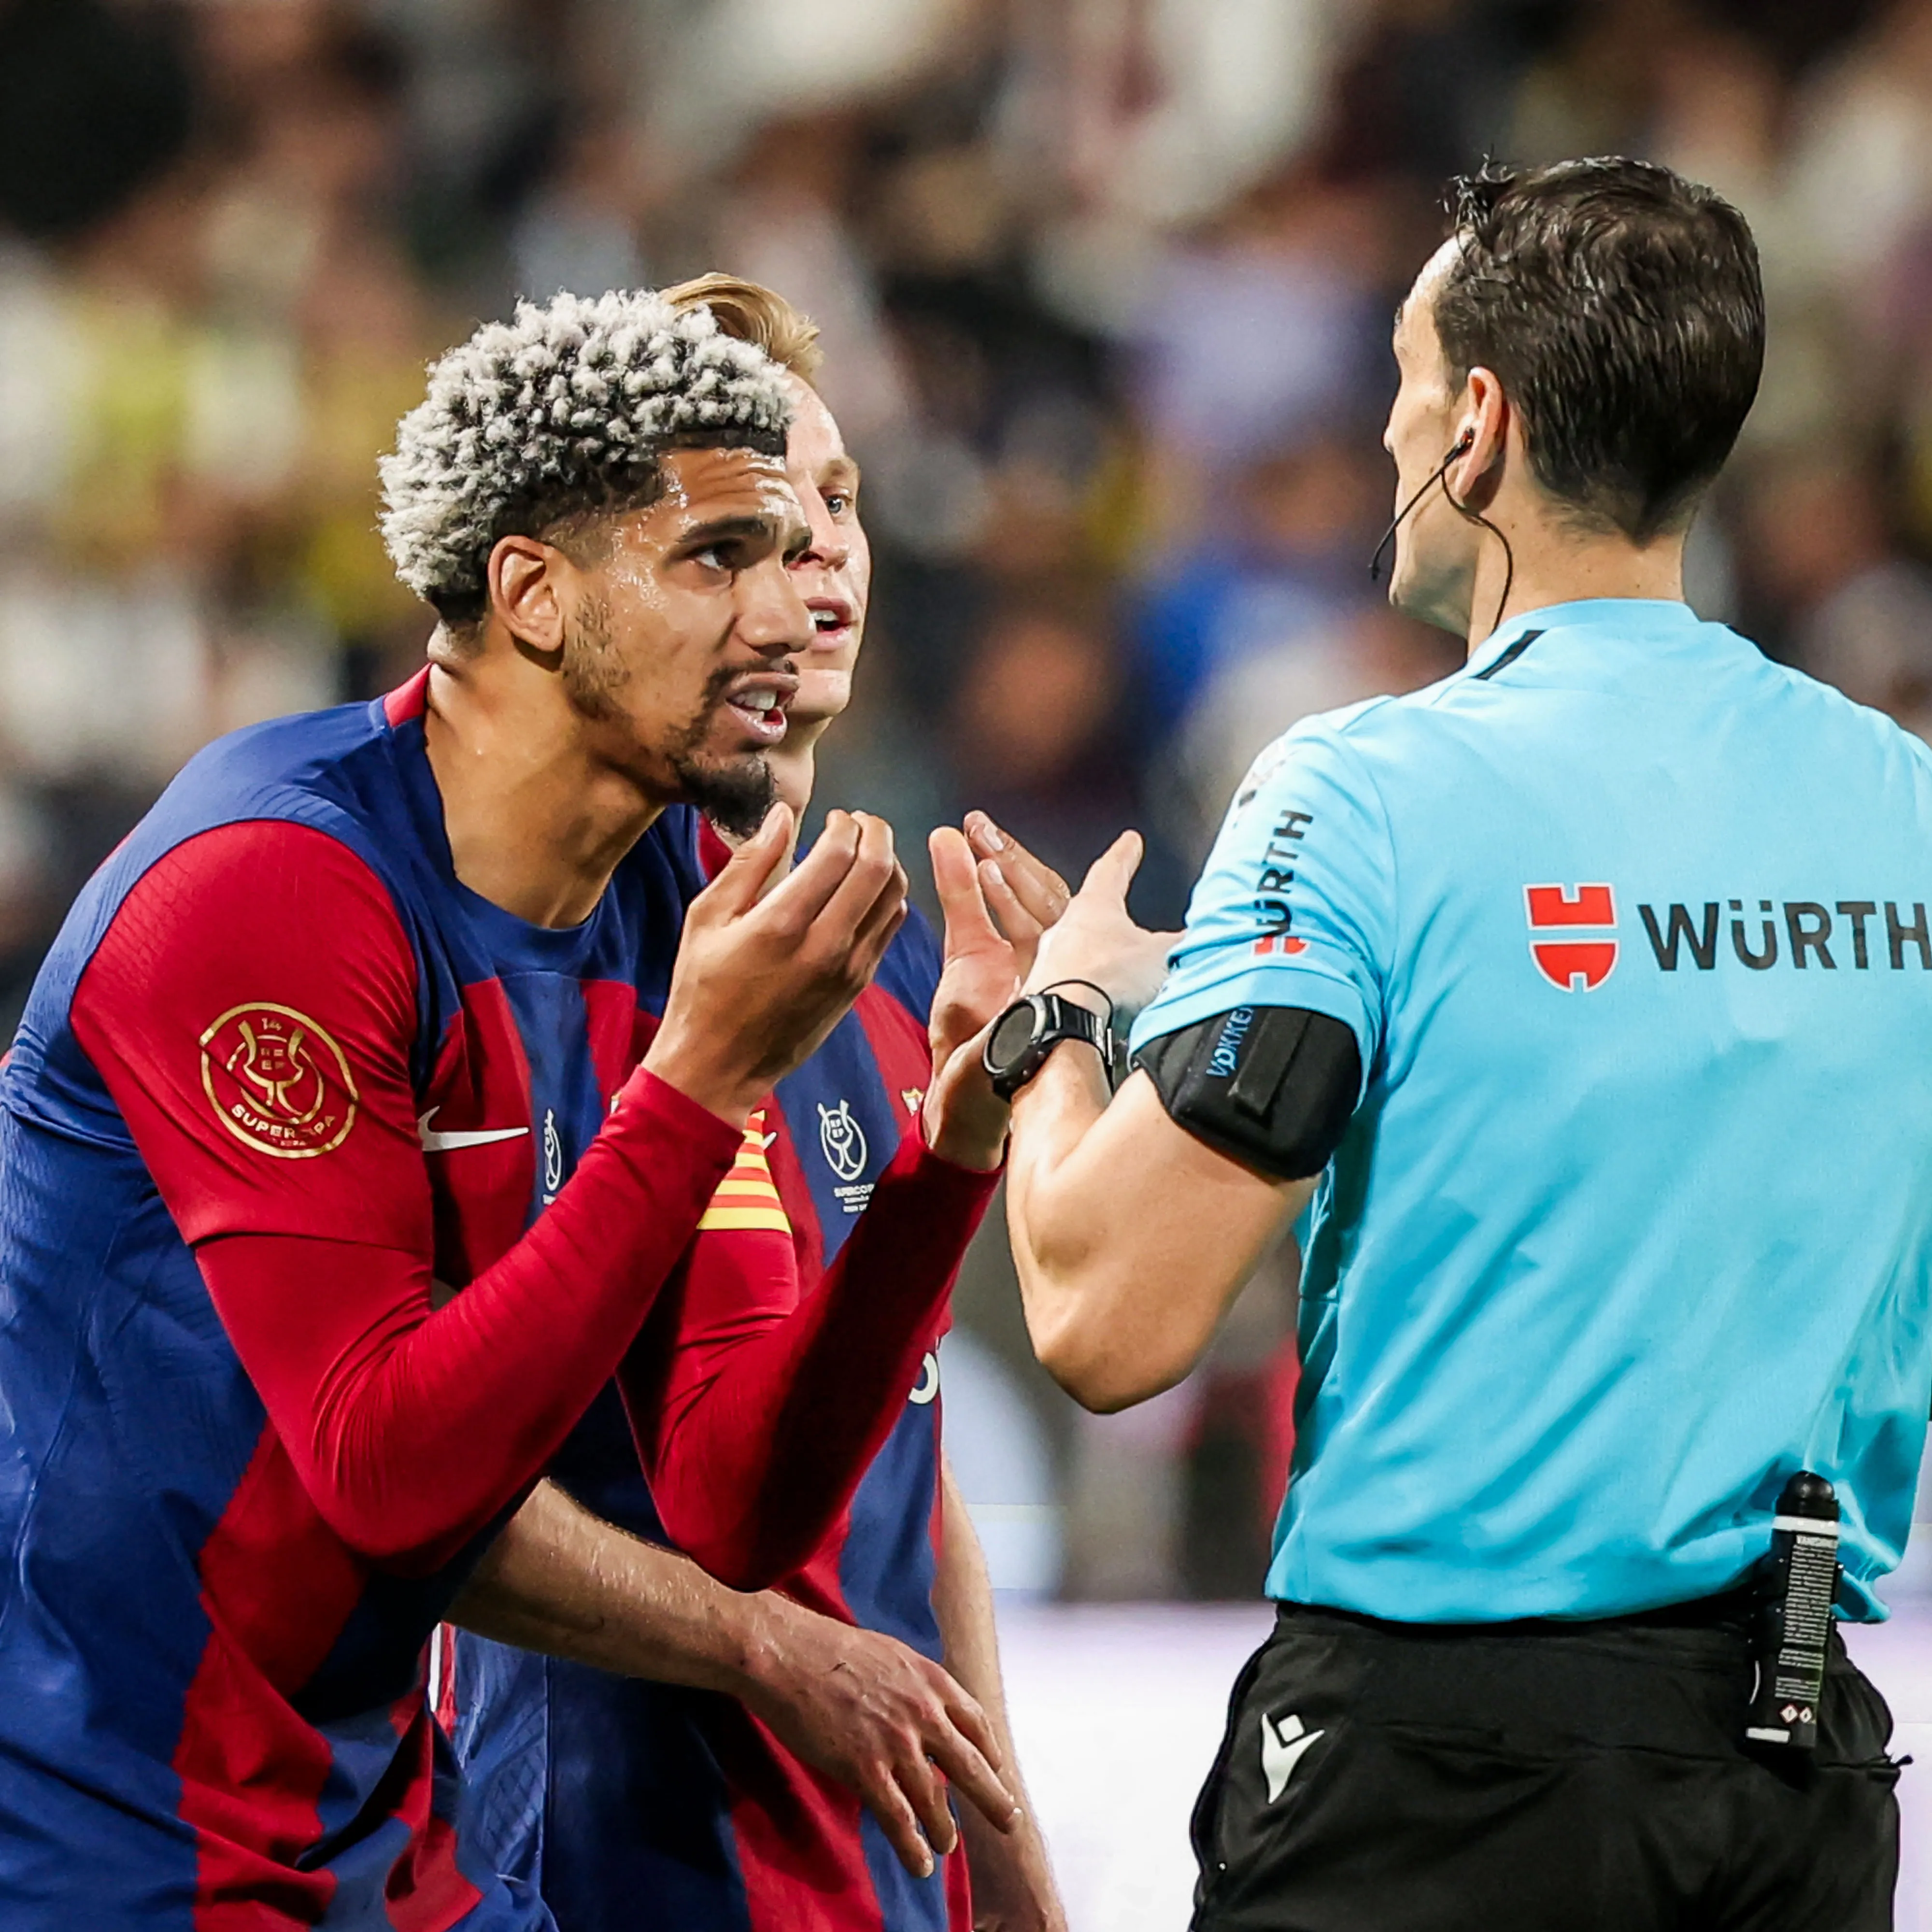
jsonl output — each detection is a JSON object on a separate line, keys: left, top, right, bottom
{"left": 199, "top": 1002, "right": 360, "bottom": 1158}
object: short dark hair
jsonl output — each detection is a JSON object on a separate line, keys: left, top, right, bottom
{"left": 1429, "top": 157, "right": 1764, "bottom": 542}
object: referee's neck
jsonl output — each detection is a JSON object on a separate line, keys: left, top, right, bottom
{"left": 1465, "top": 520, "right": 1689, "bottom": 653}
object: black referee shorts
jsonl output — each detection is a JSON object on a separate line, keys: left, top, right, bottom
{"left": 1190, "top": 1594, "right": 1903, "bottom": 1932}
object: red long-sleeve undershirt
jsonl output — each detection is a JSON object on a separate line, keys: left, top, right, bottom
{"left": 75, "top": 818, "right": 996, "bottom": 1591}
{"left": 628, "top": 1123, "right": 996, "bottom": 1584}
{"left": 72, "top": 821, "right": 739, "bottom": 1578}
{"left": 189, "top": 1082, "right": 735, "bottom": 1575}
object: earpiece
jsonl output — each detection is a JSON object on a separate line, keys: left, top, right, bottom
{"left": 1367, "top": 429, "right": 1480, "bottom": 584}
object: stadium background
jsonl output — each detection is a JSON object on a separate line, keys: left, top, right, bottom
{"left": 0, "top": 0, "right": 1929, "bottom": 1922}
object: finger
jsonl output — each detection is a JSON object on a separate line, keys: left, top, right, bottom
{"left": 861, "top": 1769, "right": 938, "bottom": 1879}
{"left": 978, "top": 858, "right": 1044, "bottom": 952}
{"left": 812, "top": 811, "right": 900, "bottom": 941}
{"left": 1076, "top": 828, "right": 1144, "bottom": 904}
{"left": 966, "top": 813, "right": 1070, "bottom": 924}
{"left": 909, "top": 1664, "right": 1011, "bottom": 1811}
{"left": 924, "top": 1723, "right": 1019, "bottom": 1834}
{"left": 931, "top": 828, "right": 1005, "bottom": 955}
{"left": 895, "top": 1752, "right": 961, "bottom": 1862}
{"left": 992, "top": 832, "right": 1071, "bottom": 927}
{"left": 697, "top": 803, "right": 795, "bottom": 916}
{"left": 759, "top": 809, "right": 860, "bottom": 925}
{"left": 938, "top": 1681, "right": 1002, "bottom": 1772}
{"left": 850, "top": 873, "right": 909, "bottom": 979}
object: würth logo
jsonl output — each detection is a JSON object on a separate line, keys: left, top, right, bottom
{"left": 1250, "top": 809, "right": 1313, "bottom": 956}
{"left": 1638, "top": 898, "right": 1932, "bottom": 972}
{"left": 1525, "top": 884, "right": 1619, "bottom": 992}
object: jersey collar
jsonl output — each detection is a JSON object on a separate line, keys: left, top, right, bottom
{"left": 1463, "top": 598, "right": 1699, "bottom": 680}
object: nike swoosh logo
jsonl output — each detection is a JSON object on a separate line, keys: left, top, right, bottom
{"left": 1261, "top": 1712, "right": 1326, "bottom": 1803}
{"left": 418, "top": 1109, "right": 529, "bottom": 1153}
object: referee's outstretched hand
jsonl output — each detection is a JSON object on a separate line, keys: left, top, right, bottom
{"left": 1023, "top": 830, "right": 1179, "bottom": 1022}
{"left": 646, "top": 803, "right": 908, "bottom": 1125}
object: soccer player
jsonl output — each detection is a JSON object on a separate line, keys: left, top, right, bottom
{"left": 441, "top": 275, "right": 1066, "bottom": 1932}
{"left": 983, "top": 158, "right": 1926, "bottom": 1928}
{"left": 0, "top": 292, "right": 1014, "bottom": 1931}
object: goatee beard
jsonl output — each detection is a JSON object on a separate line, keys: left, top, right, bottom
{"left": 671, "top": 752, "right": 776, "bottom": 840}
{"left": 664, "top": 658, "right": 784, "bottom": 838}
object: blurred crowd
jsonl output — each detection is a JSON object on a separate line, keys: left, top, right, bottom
{"left": 5, "top": 0, "right": 1932, "bottom": 1600}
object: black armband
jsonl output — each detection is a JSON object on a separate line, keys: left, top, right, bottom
{"left": 1132, "top": 1005, "right": 1360, "bottom": 1182}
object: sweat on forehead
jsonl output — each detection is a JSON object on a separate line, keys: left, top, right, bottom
{"left": 379, "top": 289, "right": 796, "bottom": 620}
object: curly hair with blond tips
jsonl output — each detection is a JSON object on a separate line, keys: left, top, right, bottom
{"left": 379, "top": 288, "right": 794, "bottom": 624}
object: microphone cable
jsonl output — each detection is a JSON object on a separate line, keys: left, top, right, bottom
{"left": 1367, "top": 430, "right": 1517, "bottom": 643}
{"left": 1367, "top": 435, "right": 1469, "bottom": 585}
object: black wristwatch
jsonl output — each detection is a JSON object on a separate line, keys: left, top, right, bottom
{"left": 982, "top": 991, "right": 1109, "bottom": 1101}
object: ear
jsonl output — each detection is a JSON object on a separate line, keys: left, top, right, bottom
{"left": 1449, "top": 366, "right": 1512, "bottom": 508}
{"left": 486, "top": 534, "right": 572, "bottom": 659}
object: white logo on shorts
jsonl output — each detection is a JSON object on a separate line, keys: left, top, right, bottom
{"left": 1261, "top": 1711, "right": 1325, "bottom": 1802}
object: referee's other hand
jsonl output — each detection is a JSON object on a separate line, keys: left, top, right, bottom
{"left": 1022, "top": 831, "right": 1178, "bottom": 1021}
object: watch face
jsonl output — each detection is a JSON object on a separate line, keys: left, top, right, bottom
{"left": 988, "top": 998, "right": 1043, "bottom": 1076}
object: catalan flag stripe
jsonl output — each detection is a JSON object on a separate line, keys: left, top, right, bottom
{"left": 696, "top": 1111, "right": 792, "bottom": 1234}
{"left": 697, "top": 1204, "right": 794, "bottom": 1233}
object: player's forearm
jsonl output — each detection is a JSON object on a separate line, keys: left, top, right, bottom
{"left": 634, "top": 1127, "right": 998, "bottom": 1589}
{"left": 1007, "top": 1067, "right": 1304, "bottom": 1412}
{"left": 934, "top": 1465, "right": 1065, "bottom": 1929}
{"left": 201, "top": 1070, "right": 740, "bottom": 1570}
{"left": 450, "top": 1480, "right": 767, "bottom": 1695}
{"left": 933, "top": 1464, "right": 1017, "bottom": 1757}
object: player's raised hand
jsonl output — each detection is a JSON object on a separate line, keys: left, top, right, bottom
{"left": 738, "top": 1596, "right": 1019, "bottom": 1881}
{"left": 1023, "top": 830, "right": 1179, "bottom": 1022}
{"left": 646, "top": 805, "right": 908, "bottom": 1123}
{"left": 921, "top": 826, "right": 1019, "bottom": 1171}
{"left": 964, "top": 811, "right": 1069, "bottom": 983}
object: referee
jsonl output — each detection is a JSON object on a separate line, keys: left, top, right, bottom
{"left": 976, "top": 157, "right": 1923, "bottom": 1928}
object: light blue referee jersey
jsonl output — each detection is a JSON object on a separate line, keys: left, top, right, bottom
{"left": 1131, "top": 597, "right": 1932, "bottom": 1623}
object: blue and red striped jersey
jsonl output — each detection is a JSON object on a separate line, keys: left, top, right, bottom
{"left": 0, "top": 671, "right": 725, "bottom": 1932}
{"left": 445, "top": 872, "right": 971, "bottom": 1932}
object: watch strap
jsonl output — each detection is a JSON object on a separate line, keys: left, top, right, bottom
{"left": 984, "top": 991, "right": 1109, "bottom": 1100}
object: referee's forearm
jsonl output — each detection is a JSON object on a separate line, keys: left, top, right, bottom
{"left": 1008, "top": 1065, "right": 1311, "bottom": 1412}
{"left": 1003, "top": 1044, "right": 1126, "bottom": 1399}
